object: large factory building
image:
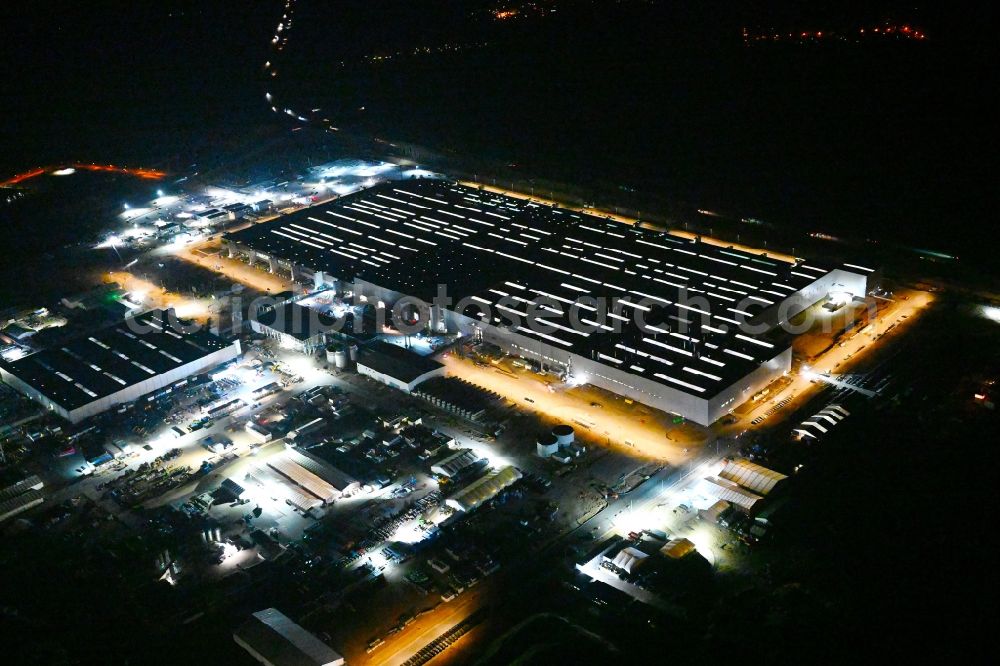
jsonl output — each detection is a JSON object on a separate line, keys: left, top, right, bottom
{"left": 224, "top": 180, "right": 876, "bottom": 425}
{"left": 0, "top": 309, "right": 241, "bottom": 423}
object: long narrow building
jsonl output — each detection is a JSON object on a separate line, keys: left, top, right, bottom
{"left": 225, "top": 180, "right": 877, "bottom": 425}
{"left": 267, "top": 457, "right": 338, "bottom": 504}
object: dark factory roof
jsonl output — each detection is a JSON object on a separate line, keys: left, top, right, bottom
{"left": 0, "top": 309, "right": 233, "bottom": 411}
{"left": 225, "top": 180, "right": 841, "bottom": 397}
{"left": 355, "top": 340, "right": 444, "bottom": 384}
{"left": 251, "top": 301, "right": 341, "bottom": 342}
{"left": 234, "top": 607, "right": 344, "bottom": 666}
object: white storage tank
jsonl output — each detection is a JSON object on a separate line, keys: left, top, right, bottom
{"left": 552, "top": 424, "right": 575, "bottom": 446}
{"left": 536, "top": 433, "right": 559, "bottom": 458}
{"left": 326, "top": 344, "right": 348, "bottom": 369}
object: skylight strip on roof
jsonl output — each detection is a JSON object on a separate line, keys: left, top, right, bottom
{"left": 741, "top": 265, "right": 778, "bottom": 276}
{"left": 654, "top": 372, "right": 706, "bottom": 393}
{"left": 631, "top": 290, "right": 671, "bottom": 305}
{"left": 494, "top": 250, "right": 534, "bottom": 265}
{"left": 684, "top": 366, "right": 722, "bottom": 382}
{"left": 270, "top": 229, "right": 325, "bottom": 250}
{"left": 581, "top": 257, "right": 620, "bottom": 270}
{"left": 734, "top": 334, "right": 773, "bottom": 348}
{"left": 513, "top": 325, "right": 572, "bottom": 347}
{"left": 385, "top": 228, "right": 415, "bottom": 240}
{"left": 645, "top": 337, "right": 693, "bottom": 357}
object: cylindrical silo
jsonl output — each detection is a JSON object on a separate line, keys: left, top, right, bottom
{"left": 552, "top": 424, "right": 575, "bottom": 446}
{"left": 536, "top": 433, "right": 559, "bottom": 458}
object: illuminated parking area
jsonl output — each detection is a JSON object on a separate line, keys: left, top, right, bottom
{"left": 226, "top": 180, "right": 876, "bottom": 425}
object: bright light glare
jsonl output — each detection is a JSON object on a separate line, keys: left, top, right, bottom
{"left": 613, "top": 507, "right": 660, "bottom": 535}
{"left": 1, "top": 347, "right": 28, "bottom": 362}
{"left": 331, "top": 182, "right": 358, "bottom": 195}
{"left": 282, "top": 355, "right": 322, "bottom": 379}
{"left": 401, "top": 168, "right": 435, "bottom": 179}
{"left": 685, "top": 524, "right": 717, "bottom": 566}
{"left": 392, "top": 521, "right": 427, "bottom": 544}
{"left": 96, "top": 235, "right": 121, "bottom": 249}
{"left": 828, "top": 291, "right": 852, "bottom": 306}
{"left": 980, "top": 305, "right": 1000, "bottom": 324}
{"left": 172, "top": 299, "right": 210, "bottom": 320}
{"left": 368, "top": 548, "right": 391, "bottom": 570}
{"left": 52, "top": 168, "right": 76, "bottom": 176}
{"left": 120, "top": 207, "right": 152, "bottom": 220}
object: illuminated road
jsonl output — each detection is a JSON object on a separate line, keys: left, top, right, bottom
{"left": 0, "top": 162, "right": 165, "bottom": 187}
{"left": 171, "top": 241, "right": 296, "bottom": 296}
{"left": 438, "top": 353, "right": 707, "bottom": 464}
{"left": 542, "top": 289, "right": 938, "bottom": 568}
{"left": 805, "top": 372, "right": 879, "bottom": 397}
{"left": 103, "top": 270, "right": 218, "bottom": 322}
{"left": 457, "top": 180, "right": 799, "bottom": 263}
{"left": 364, "top": 586, "right": 489, "bottom": 666}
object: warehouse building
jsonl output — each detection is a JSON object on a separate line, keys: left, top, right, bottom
{"left": 718, "top": 458, "right": 787, "bottom": 495}
{"left": 446, "top": 465, "right": 522, "bottom": 512}
{"left": 699, "top": 476, "right": 764, "bottom": 513}
{"left": 249, "top": 301, "right": 339, "bottom": 354}
{"left": 431, "top": 448, "right": 480, "bottom": 478}
{"left": 0, "top": 489, "right": 44, "bottom": 523}
{"left": 267, "top": 457, "right": 339, "bottom": 504}
{"left": 0, "top": 475, "right": 46, "bottom": 523}
{"left": 234, "top": 607, "right": 345, "bottom": 666}
{"left": 246, "top": 466, "right": 324, "bottom": 514}
{"left": 0, "top": 309, "right": 241, "bottom": 423}
{"left": 0, "top": 474, "right": 44, "bottom": 497}
{"left": 606, "top": 546, "right": 649, "bottom": 574}
{"left": 355, "top": 340, "right": 445, "bottom": 392}
{"left": 287, "top": 449, "right": 361, "bottom": 497}
{"left": 225, "top": 180, "right": 878, "bottom": 425}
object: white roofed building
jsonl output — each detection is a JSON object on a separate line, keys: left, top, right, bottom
{"left": 446, "top": 466, "right": 522, "bottom": 512}
{"left": 718, "top": 458, "right": 787, "bottom": 495}
{"left": 234, "top": 608, "right": 345, "bottom": 666}
{"left": 431, "top": 448, "right": 480, "bottom": 478}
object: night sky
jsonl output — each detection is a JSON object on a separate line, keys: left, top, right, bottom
{"left": 2, "top": 1, "right": 994, "bottom": 269}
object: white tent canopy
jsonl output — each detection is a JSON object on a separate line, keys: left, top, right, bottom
{"left": 446, "top": 466, "right": 522, "bottom": 512}
{"left": 719, "top": 458, "right": 787, "bottom": 495}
